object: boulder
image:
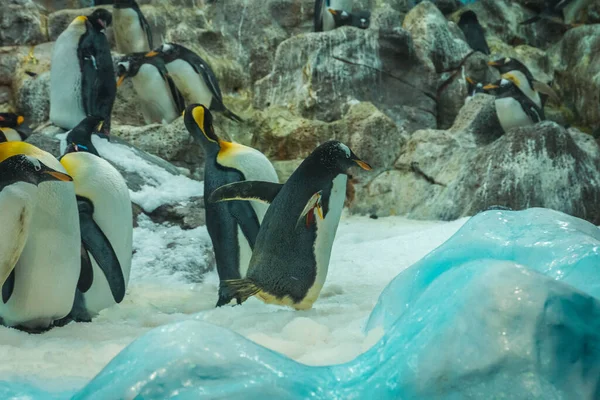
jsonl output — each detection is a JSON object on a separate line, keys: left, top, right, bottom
{"left": 0, "top": 1, "right": 48, "bottom": 47}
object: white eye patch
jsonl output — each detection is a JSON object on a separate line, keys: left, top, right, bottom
{"left": 338, "top": 143, "right": 351, "bottom": 158}
{"left": 118, "top": 61, "right": 130, "bottom": 71}
{"left": 163, "top": 44, "right": 173, "bottom": 52}
{"left": 24, "top": 155, "right": 41, "bottom": 171}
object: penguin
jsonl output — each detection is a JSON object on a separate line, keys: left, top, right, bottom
{"left": 117, "top": 52, "right": 185, "bottom": 125}
{"left": 60, "top": 116, "right": 104, "bottom": 157}
{"left": 483, "top": 77, "right": 545, "bottom": 133}
{"left": 210, "top": 140, "right": 372, "bottom": 310}
{"left": 327, "top": 9, "right": 371, "bottom": 30}
{"left": 457, "top": 10, "right": 490, "bottom": 55}
{"left": 314, "top": 0, "right": 355, "bottom": 32}
{"left": 50, "top": 9, "right": 116, "bottom": 134}
{"left": 0, "top": 142, "right": 80, "bottom": 332}
{"left": 0, "top": 113, "right": 29, "bottom": 142}
{"left": 183, "top": 104, "right": 278, "bottom": 307}
{"left": 153, "top": 43, "right": 243, "bottom": 122}
{"left": 112, "top": 0, "right": 154, "bottom": 54}
{"left": 59, "top": 121, "right": 133, "bottom": 322}
{"left": 520, "top": 0, "right": 593, "bottom": 25}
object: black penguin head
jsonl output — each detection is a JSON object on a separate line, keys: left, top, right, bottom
{"left": 116, "top": 53, "right": 146, "bottom": 85}
{"left": 482, "top": 77, "right": 517, "bottom": 96}
{"left": 488, "top": 57, "right": 534, "bottom": 83}
{"left": 183, "top": 104, "right": 220, "bottom": 148}
{"left": 459, "top": 10, "right": 480, "bottom": 25}
{"left": 64, "top": 116, "right": 103, "bottom": 157}
{"left": 87, "top": 8, "right": 112, "bottom": 31}
{"left": 0, "top": 154, "right": 72, "bottom": 187}
{"left": 156, "top": 43, "right": 182, "bottom": 63}
{"left": 311, "top": 141, "right": 372, "bottom": 175}
{"left": 0, "top": 113, "right": 24, "bottom": 129}
{"left": 329, "top": 9, "right": 352, "bottom": 26}
{"left": 354, "top": 11, "right": 371, "bottom": 30}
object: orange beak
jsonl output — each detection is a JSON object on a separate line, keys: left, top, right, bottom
{"left": 116, "top": 75, "right": 126, "bottom": 87}
{"left": 354, "top": 159, "right": 372, "bottom": 171}
{"left": 45, "top": 171, "right": 73, "bottom": 182}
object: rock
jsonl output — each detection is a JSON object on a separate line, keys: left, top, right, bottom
{"left": 148, "top": 197, "right": 206, "bottom": 229}
{"left": 14, "top": 71, "right": 50, "bottom": 127}
{"left": 0, "top": 1, "right": 48, "bottom": 47}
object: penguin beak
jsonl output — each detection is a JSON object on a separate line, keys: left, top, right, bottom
{"left": 487, "top": 61, "right": 501, "bottom": 66}
{"left": 116, "top": 74, "right": 126, "bottom": 87}
{"left": 17, "top": 116, "right": 24, "bottom": 126}
{"left": 483, "top": 83, "right": 499, "bottom": 90}
{"left": 328, "top": 9, "right": 337, "bottom": 15}
{"left": 96, "top": 120, "right": 104, "bottom": 132}
{"left": 145, "top": 51, "right": 159, "bottom": 57}
{"left": 353, "top": 158, "right": 372, "bottom": 171}
{"left": 466, "top": 76, "right": 476, "bottom": 85}
{"left": 44, "top": 170, "right": 73, "bottom": 182}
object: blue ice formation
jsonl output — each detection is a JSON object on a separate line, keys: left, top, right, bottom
{"left": 2, "top": 208, "right": 600, "bottom": 399}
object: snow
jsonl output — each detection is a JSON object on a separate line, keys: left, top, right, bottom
{"left": 0, "top": 212, "right": 466, "bottom": 395}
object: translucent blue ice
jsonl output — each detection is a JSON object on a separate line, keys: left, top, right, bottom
{"left": 3, "top": 208, "right": 600, "bottom": 399}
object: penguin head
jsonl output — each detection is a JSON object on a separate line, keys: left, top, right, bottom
{"left": 156, "top": 43, "right": 181, "bottom": 62}
{"left": 87, "top": 8, "right": 112, "bottom": 32}
{"left": 328, "top": 9, "right": 351, "bottom": 26}
{"left": 355, "top": 11, "right": 371, "bottom": 30}
{"left": 312, "top": 141, "right": 372, "bottom": 174}
{"left": 459, "top": 10, "right": 480, "bottom": 25}
{"left": 0, "top": 113, "right": 24, "bottom": 129}
{"left": 0, "top": 154, "right": 72, "bottom": 187}
{"left": 488, "top": 57, "right": 534, "bottom": 82}
{"left": 116, "top": 53, "right": 145, "bottom": 86}
{"left": 63, "top": 116, "right": 103, "bottom": 157}
{"left": 183, "top": 104, "right": 220, "bottom": 148}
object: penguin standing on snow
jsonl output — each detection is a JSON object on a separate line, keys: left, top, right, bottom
{"left": 112, "top": 0, "right": 154, "bottom": 54}
{"left": 183, "top": 104, "right": 278, "bottom": 307}
{"left": 117, "top": 52, "right": 185, "bottom": 125}
{"left": 0, "top": 113, "right": 29, "bottom": 142}
{"left": 153, "top": 43, "right": 242, "bottom": 122}
{"left": 59, "top": 119, "right": 133, "bottom": 322}
{"left": 327, "top": 9, "right": 371, "bottom": 30}
{"left": 0, "top": 142, "right": 80, "bottom": 332}
{"left": 458, "top": 10, "right": 490, "bottom": 55}
{"left": 211, "top": 141, "right": 372, "bottom": 310}
{"left": 314, "top": 0, "right": 355, "bottom": 32}
{"left": 50, "top": 9, "right": 116, "bottom": 134}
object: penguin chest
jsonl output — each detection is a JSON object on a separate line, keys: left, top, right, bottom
{"left": 113, "top": 8, "right": 149, "bottom": 53}
{"left": 132, "top": 65, "right": 179, "bottom": 124}
{"left": 166, "top": 60, "right": 214, "bottom": 108}
{"left": 495, "top": 97, "right": 534, "bottom": 133}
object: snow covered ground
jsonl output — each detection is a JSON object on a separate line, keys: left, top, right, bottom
{"left": 0, "top": 209, "right": 467, "bottom": 394}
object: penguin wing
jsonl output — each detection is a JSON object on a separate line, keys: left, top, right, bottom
{"left": 78, "top": 198, "right": 126, "bottom": 303}
{"left": 2, "top": 270, "right": 14, "bottom": 304}
{"left": 139, "top": 11, "right": 154, "bottom": 49}
{"left": 78, "top": 32, "right": 98, "bottom": 116}
{"left": 517, "top": 96, "right": 545, "bottom": 122}
{"left": 208, "top": 181, "right": 284, "bottom": 205}
{"left": 78, "top": 243, "right": 94, "bottom": 293}
{"left": 163, "top": 69, "right": 186, "bottom": 114}
{"left": 228, "top": 201, "right": 261, "bottom": 248}
{"left": 314, "top": 0, "right": 324, "bottom": 32}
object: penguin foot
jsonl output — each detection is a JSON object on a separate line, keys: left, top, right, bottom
{"left": 219, "top": 279, "right": 260, "bottom": 305}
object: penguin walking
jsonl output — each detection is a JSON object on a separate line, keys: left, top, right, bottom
{"left": 183, "top": 104, "right": 278, "bottom": 307}
{"left": 117, "top": 52, "right": 185, "bottom": 125}
{"left": 0, "top": 113, "right": 29, "bottom": 142}
{"left": 314, "top": 0, "right": 355, "bottom": 32}
{"left": 112, "top": 0, "right": 154, "bottom": 54}
{"left": 458, "top": 10, "right": 490, "bottom": 55}
{"left": 59, "top": 119, "right": 133, "bottom": 322}
{"left": 327, "top": 9, "right": 371, "bottom": 30}
{"left": 153, "top": 43, "right": 242, "bottom": 122}
{"left": 0, "top": 142, "right": 80, "bottom": 332}
{"left": 50, "top": 9, "right": 116, "bottom": 134}
{"left": 211, "top": 141, "right": 371, "bottom": 310}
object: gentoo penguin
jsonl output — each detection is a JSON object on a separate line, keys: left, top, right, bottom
{"left": 50, "top": 9, "right": 116, "bottom": 134}
{"left": 520, "top": 0, "right": 593, "bottom": 25}
{"left": 153, "top": 43, "right": 242, "bottom": 122}
{"left": 0, "top": 142, "right": 80, "bottom": 332}
{"left": 211, "top": 141, "right": 372, "bottom": 310}
{"left": 314, "top": 0, "right": 355, "bottom": 32}
{"left": 112, "top": 0, "right": 154, "bottom": 54}
{"left": 328, "top": 9, "right": 371, "bottom": 29}
{"left": 117, "top": 52, "right": 185, "bottom": 125}
{"left": 484, "top": 76, "right": 545, "bottom": 133}
{"left": 61, "top": 116, "right": 104, "bottom": 157}
{"left": 183, "top": 104, "right": 278, "bottom": 307}
{"left": 0, "top": 113, "right": 28, "bottom": 142}
{"left": 59, "top": 124, "right": 132, "bottom": 322}
{"left": 458, "top": 11, "right": 490, "bottom": 55}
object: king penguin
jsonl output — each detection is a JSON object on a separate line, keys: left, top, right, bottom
{"left": 154, "top": 43, "right": 243, "bottom": 122}
{"left": 59, "top": 119, "right": 133, "bottom": 322}
{"left": 211, "top": 140, "right": 372, "bottom": 310}
{"left": 183, "top": 104, "right": 278, "bottom": 307}
{"left": 0, "top": 113, "right": 29, "bottom": 142}
{"left": 458, "top": 10, "right": 490, "bottom": 55}
{"left": 315, "top": 0, "right": 355, "bottom": 32}
{"left": 117, "top": 52, "right": 185, "bottom": 125}
{"left": 112, "top": 0, "right": 154, "bottom": 54}
{"left": 50, "top": 9, "right": 116, "bottom": 134}
{"left": 0, "top": 142, "right": 80, "bottom": 332}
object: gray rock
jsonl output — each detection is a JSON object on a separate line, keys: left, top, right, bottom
{"left": 15, "top": 71, "right": 50, "bottom": 126}
{"left": 0, "top": 1, "right": 48, "bottom": 46}
{"left": 149, "top": 197, "right": 206, "bottom": 229}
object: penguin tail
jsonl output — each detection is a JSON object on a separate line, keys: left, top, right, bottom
{"left": 222, "top": 109, "right": 244, "bottom": 123}
{"left": 218, "top": 278, "right": 261, "bottom": 307}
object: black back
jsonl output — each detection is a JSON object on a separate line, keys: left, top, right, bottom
{"left": 114, "top": 0, "right": 154, "bottom": 49}
{"left": 458, "top": 11, "right": 490, "bottom": 55}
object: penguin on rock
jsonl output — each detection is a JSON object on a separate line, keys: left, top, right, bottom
{"left": 0, "top": 142, "right": 80, "bottom": 332}
{"left": 458, "top": 10, "right": 490, "bottom": 55}
{"left": 314, "top": 0, "right": 355, "bottom": 32}
{"left": 211, "top": 140, "right": 372, "bottom": 310}
{"left": 112, "top": 0, "right": 154, "bottom": 54}
{"left": 327, "top": 9, "right": 371, "bottom": 30}
{"left": 0, "top": 113, "right": 29, "bottom": 142}
{"left": 183, "top": 104, "right": 278, "bottom": 307}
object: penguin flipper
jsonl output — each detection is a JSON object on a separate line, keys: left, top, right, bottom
{"left": 78, "top": 198, "right": 126, "bottom": 303}
{"left": 314, "top": 0, "right": 324, "bottom": 32}
{"left": 228, "top": 201, "right": 260, "bottom": 248}
{"left": 139, "top": 11, "right": 154, "bottom": 49}
{"left": 2, "top": 269, "right": 15, "bottom": 304}
{"left": 78, "top": 243, "right": 94, "bottom": 293}
{"left": 165, "top": 73, "right": 186, "bottom": 115}
{"left": 209, "top": 181, "right": 283, "bottom": 205}
{"left": 219, "top": 278, "right": 261, "bottom": 306}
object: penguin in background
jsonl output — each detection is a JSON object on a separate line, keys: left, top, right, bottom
{"left": 59, "top": 118, "right": 133, "bottom": 322}
{"left": 314, "top": 0, "right": 355, "bottom": 32}
{"left": 458, "top": 10, "right": 490, "bottom": 55}
{"left": 112, "top": 0, "right": 154, "bottom": 54}
{"left": 0, "top": 142, "right": 80, "bottom": 332}
{"left": 153, "top": 43, "right": 243, "bottom": 122}
{"left": 211, "top": 141, "right": 372, "bottom": 310}
{"left": 50, "top": 9, "right": 116, "bottom": 135}
{"left": 328, "top": 9, "right": 371, "bottom": 30}
{"left": 183, "top": 104, "right": 278, "bottom": 307}
{"left": 0, "top": 113, "right": 30, "bottom": 142}
{"left": 117, "top": 52, "right": 185, "bottom": 125}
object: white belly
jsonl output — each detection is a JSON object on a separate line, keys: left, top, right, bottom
{"left": 0, "top": 163, "right": 80, "bottom": 329}
{"left": 132, "top": 64, "right": 180, "bottom": 125}
{"left": 113, "top": 8, "right": 150, "bottom": 54}
{"left": 496, "top": 97, "right": 535, "bottom": 133}
{"left": 50, "top": 24, "right": 87, "bottom": 130}
{"left": 302, "top": 174, "right": 347, "bottom": 307}
{"left": 166, "top": 60, "right": 214, "bottom": 108}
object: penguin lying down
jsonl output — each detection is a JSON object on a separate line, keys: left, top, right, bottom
{"left": 210, "top": 141, "right": 372, "bottom": 310}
